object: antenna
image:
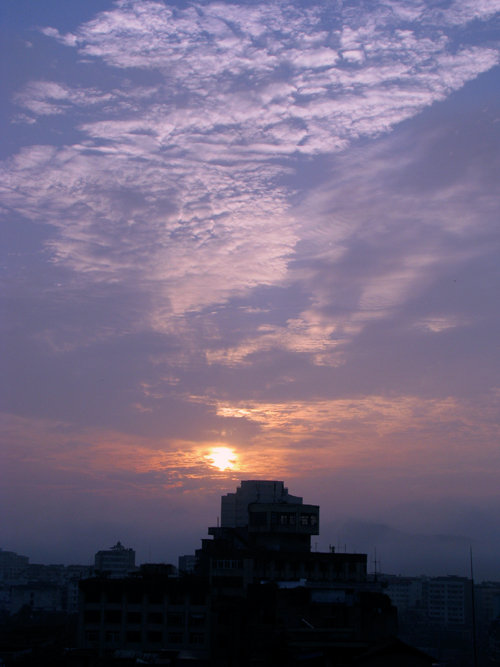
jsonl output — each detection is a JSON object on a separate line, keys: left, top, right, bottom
{"left": 470, "top": 547, "right": 478, "bottom": 667}
{"left": 372, "top": 547, "right": 380, "bottom": 581}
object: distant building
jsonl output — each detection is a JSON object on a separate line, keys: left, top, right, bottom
{"left": 178, "top": 554, "right": 196, "bottom": 573}
{"left": 384, "top": 574, "right": 472, "bottom": 628}
{"left": 426, "top": 575, "right": 471, "bottom": 626}
{"left": 475, "top": 580, "right": 500, "bottom": 627}
{"left": 383, "top": 575, "right": 425, "bottom": 614}
{"left": 383, "top": 573, "right": 474, "bottom": 664}
{"left": 9, "top": 582, "right": 63, "bottom": 614}
{"left": 26, "top": 563, "right": 65, "bottom": 584}
{"left": 94, "top": 541, "right": 136, "bottom": 578}
{"left": 0, "top": 548, "right": 29, "bottom": 583}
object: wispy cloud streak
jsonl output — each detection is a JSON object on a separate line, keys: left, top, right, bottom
{"left": 2, "top": 0, "right": 498, "bottom": 354}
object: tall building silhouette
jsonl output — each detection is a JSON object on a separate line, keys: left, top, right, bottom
{"left": 78, "top": 481, "right": 432, "bottom": 665}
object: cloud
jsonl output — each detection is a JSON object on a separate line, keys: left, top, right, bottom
{"left": 2, "top": 0, "right": 499, "bottom": 359}
{"left": 4, "top": 385, "right": 498, "bottom": 493}
{"left": 209, "top": 390, "right": 500, "bottom": 479}
{"left": 206, "top": 311, "right": 344, "bottom": 367}
{"left": 428, "top": 0, "right": 500, "bottom": 26}
{"left": 13, "top": 80, "right": 157, "bottom": 117}
{"left": 413, "top": 315, "right": 468, "bottom": 333}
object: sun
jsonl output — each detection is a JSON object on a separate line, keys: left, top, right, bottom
{"left": 206, "top": 446, "right": 238, "bottom": 471}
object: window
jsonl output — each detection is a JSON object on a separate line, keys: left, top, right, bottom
{"left": 167, "top": 591, "right": 184, "bottom": 605}
{"left": 189, "top": 613, "right": 205, "bottom": 628}
{"left": 126, "top": 630, "right": 141, "bottom": 643}
{"left": 249, "top": 511, "right": 267, "bottom": 526}
{"left": 127, "top": 611, "right": 142, "bottom": 624}
{"left": 189, "top": 632, "right": 205, "bottom": 645}
{"left": 127, "top": 590, "right": 142, "bottom": 604}
{"left": 147, "top": 612, "right": 163, "bottom": 625}
{"left": 167, "top": 632, "right": 183, "bottom": 644}
{"left": 212, "top": 575, "right": 243, "bottom": 588}
{"left": 105, "top": 610, "right": 122, "bottom": 624}
{"left": 167, "top": 612, "right": 184, "bottom": 627}
{"left": 147, "top": 631, "right": 162, "bottom": 643}
{"left": 85, "top": 590, "right": 100, "bottom": 604}
{"left": 84, "top": 610, "right": 100, "bottom": 624}
{"left": 107, "top": 590, "right": 122, "bottom": 603}
{"left": 214, "top": 559, "right": 242, "bottom": 569}
{"left": 105, "top": 631, "right": 120, "bottom": 643}
{"left": 190, "top": 590, "right": 206, "bottom": 605}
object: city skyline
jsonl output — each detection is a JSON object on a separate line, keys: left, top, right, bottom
{"left": 1, "top": 0, "right": 500, "bottom": 577}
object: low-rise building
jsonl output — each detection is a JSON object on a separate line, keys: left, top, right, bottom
{"left": 79, "top": 567, "right": 209, "bottom": 661}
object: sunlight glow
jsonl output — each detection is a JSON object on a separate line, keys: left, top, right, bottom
{"left": 206, "top": 446, "right": 238, "bottom": 471}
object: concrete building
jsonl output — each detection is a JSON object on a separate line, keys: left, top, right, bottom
{"left": 9, "top": 582, "right": 63, "bottom": 614}
{"left": 178, "top": 555, "right": 196, "bottom": 573}
{"left": 192, "top": 480, "right": 393, "bottom": 664}
{"left": 426, "top": 576, "right": 471, "bottom": 626}
{"left": 384, "top": 574, "right": 472, "bottom": 628}
{"left": 198, "top": 479, "right": 364, "bottom": 588}
{"left": 475, "top": 580, "right": 500, "bottom": 627}
{"left": 220, "top": 479, "right": 303, "bottom": 527}
{"left": 383, "top": 573, "right": 475, "bottom": 664}
{"left": 79, "top": 568, "right": 210, "bottom": 662}
{"left": 79, "top": 481, "right": 401, "bottom": 665}
{"left": 383, "top": 576, "right": 425, "bottom": 614}
{"left": 94, "top": 541, "right": 136, "bottom": 578}
{"left": 0, "top": 548, "right": 29, "bottom": 583}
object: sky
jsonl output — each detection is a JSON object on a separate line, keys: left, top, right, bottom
{"left": 1, "top": 0, "right": 499, "bottom": 578}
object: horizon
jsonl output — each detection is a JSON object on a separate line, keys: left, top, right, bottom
{"left": 3, "top": 476, "right": 499, "bottom": 582}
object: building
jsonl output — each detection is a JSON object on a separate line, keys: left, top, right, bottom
{"left": 383, "top": 575, "right": 425, "bottom": 615}
{"left": 79, "top": 481, "right": 401, "bottom": 665}
{"left": 178, "top": 555, "right": 197, "bottom": 573}
{"left": 197, "top": 480, "right": 366, "bottom": 590}
{"left": 94, "top": 541, "right": 136, "bottom": 578}
{"left": 9, "top": 582, "right": 63, "bottom": 614}
{"left": 220, "top": 479, "right": 303, "bottom": 527}
{"left": 79, "top": 567, "right": 210, "bottom": 662}
{"left": 384, "top": 574, "right": 473, "bottom": 628}
{"left": 0, "top": 549, "right": 29, "bottom": 583}
{"left": 426, "top": 575, "right": 471, "bottom": 626}
{"left": 383, "top": 574, "right": 475, "bottom": 664}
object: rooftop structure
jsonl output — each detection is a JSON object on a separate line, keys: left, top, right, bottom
{"left": 211, "top": 479, "right": 319, "bottom": 554}
{"left": 94, "top": 541, "right": 136, "bottom": 578}
{"left": 220, "top": 480, "right": 303, "bottom": 527}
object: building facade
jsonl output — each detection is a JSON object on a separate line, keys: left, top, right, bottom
{"left": 94, "top": 541, "right": 136, "bottom": 578}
